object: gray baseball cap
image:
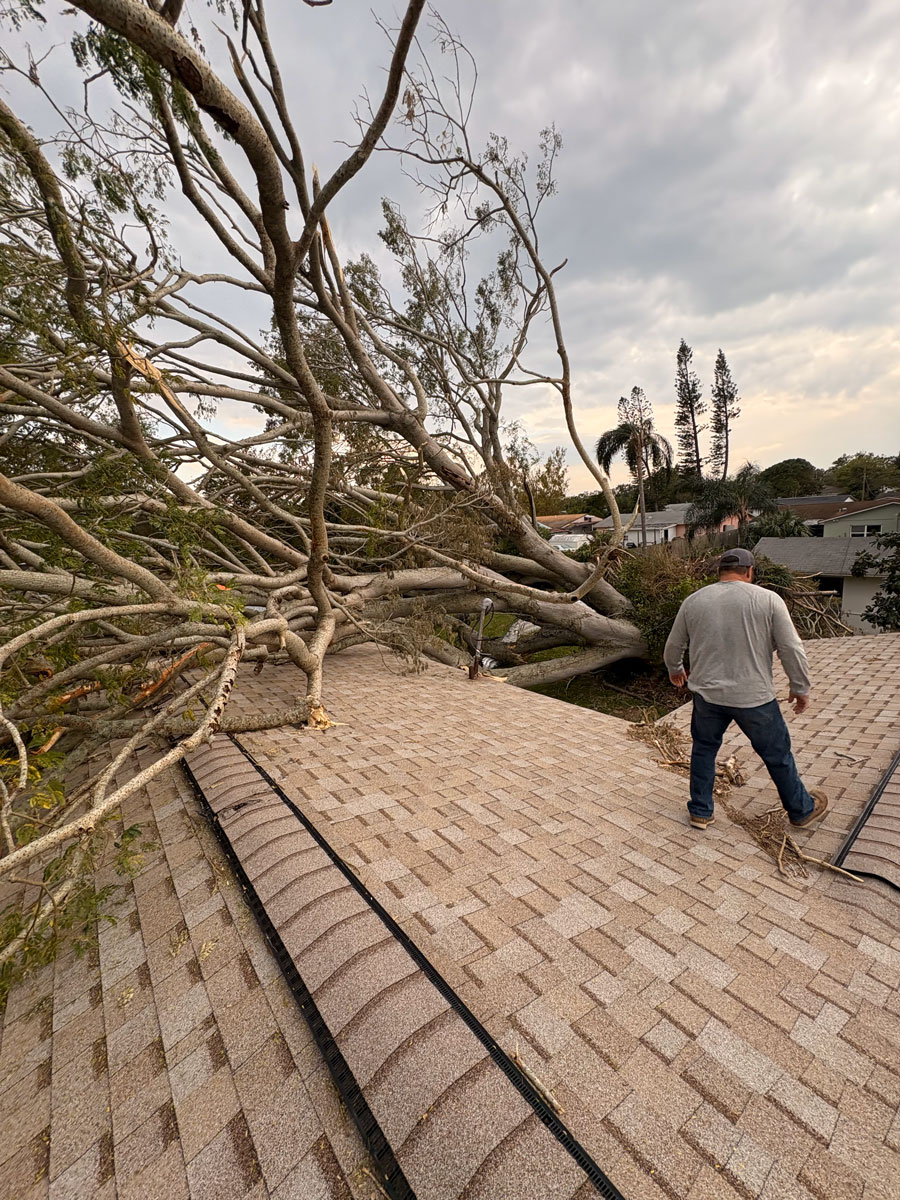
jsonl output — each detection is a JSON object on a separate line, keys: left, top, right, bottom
{"left": 719, "top": 547, "right": 755, "bottom": 569}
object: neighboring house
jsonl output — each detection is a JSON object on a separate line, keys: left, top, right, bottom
{"left": 821, "top": 500, "right": 900, "bottom": 539}
{"left": 754, "top": 535, "right": 888, "bottom": 631}
{"left": 594, "top": 503, "right": 738, "bottom": 548}
{"left": 778, "top": 494, "right": 900, "bottom": 536}
{"left": 537, "top": 513, "right": 605, "bottom": 535}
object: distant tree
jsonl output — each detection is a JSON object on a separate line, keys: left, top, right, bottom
{"left": 852, "top": 533, "right": 900, "bottom": 630}
{"left": 687, "top": 463, "right": 777, "bottom": 541}
{"left": 748, "top": 510, "right": 811, "bottom": 540}
{"left": 826, "top": 453, "right": 900, "bottom": 501}
{"left": 596, "top": 388, "right": 673, "bottom": 547}
{"left": 708, "top": 350, "right": 741, "bottom": 481}
{"left": 504, "top": 427, "right": 569, "bottom": 520}
{"left": 674, "top": 340, "right": 706, "bottom": 479}
{"left": 559, "top": 492, "right": 609, "bottom": 517}
{"left": 529, "top": 447, "right": 569, "bottom": 514}
{"left": 758, "top": 458, "right": 825, "bottom": 498}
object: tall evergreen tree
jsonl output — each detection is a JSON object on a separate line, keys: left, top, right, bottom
{"left": 709, "top": 350, "right": 741, "bottom": 481}
{"left": 674, "top": 339, "right": 706, "bottom": 478}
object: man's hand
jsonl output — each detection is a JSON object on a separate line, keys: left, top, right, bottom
{"left": 669, "top": 669, "right": 688, "bottom": 689}
{"left": 789, "top": 691, "right": 810, "bottom": 715}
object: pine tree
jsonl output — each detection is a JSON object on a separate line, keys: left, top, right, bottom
{"left": 709, "top": 350, "right": 741, "bottom": 481}
{"left": 674, "top": 340, "right": 706, "bottom": 478}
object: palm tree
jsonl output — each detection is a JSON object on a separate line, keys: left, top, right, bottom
{"left": 596, "top": 388, "right": 673, "bottom": 547}
{"left": 747, "top": 509, "right": 811, "bottom": 540}
{"left": 687, "top": 463, "right": 777, "bottom": 541}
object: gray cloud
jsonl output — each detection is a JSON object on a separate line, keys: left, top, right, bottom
{"left": 3, "top": 0, "right": 899, "bottom": 487}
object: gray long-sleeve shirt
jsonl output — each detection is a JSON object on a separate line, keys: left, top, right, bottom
{"left": 663, "top": 580, "right": 811, "bottom": 708}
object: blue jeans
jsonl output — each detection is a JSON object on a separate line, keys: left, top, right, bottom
{"left": 689, "top": 693, "right": 814, "bottom": 823}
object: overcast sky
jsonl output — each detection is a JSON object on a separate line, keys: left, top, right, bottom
{"left": 4, "top": 0, "right": 899, "bottom": 490}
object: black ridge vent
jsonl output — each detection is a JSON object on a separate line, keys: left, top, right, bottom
{"left": 181, "top": 756, "right": 417, "bottom": 1200}
{"left": 228, "top": 735, "right": 627, "bottom": 1200}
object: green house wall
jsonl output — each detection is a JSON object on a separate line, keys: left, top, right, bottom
{"left": 822, "top": 504, "right": 900, "bottom": 538}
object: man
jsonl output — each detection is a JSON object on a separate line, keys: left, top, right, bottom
{"left": 663, "top": 547, "right": 827, "bottom": 831}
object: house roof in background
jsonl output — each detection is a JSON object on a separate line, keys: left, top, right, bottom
{"left": 536, "top": 513, "right": 602, "bottom": 530}
{"left": 776, "top": 492, "right": 852, "bottom": 505}
{"left": 820, "top": 499, "right": 900, "bottom": 523}
{"left": 754, "top": 535, "right": 887, "bottom": 575}
{"left": 596, "top": 505, "right": 688, "bottom": 530}
{"left": 778, "top": 496, "right": 900, "bottom": 522}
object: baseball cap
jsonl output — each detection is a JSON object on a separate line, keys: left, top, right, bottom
{"left": 719, "top": 547, "right": 755, "bottom": 569}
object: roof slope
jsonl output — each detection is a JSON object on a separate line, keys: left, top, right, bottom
{"left": 776, "top": 493, "right": 852, "bottom": 505}
{"left": 755, "top": 535, "right": 886, "bottom": 575}
{"left": 597, "top": 505, "right": 687, "bottom": 529}
{"left": 0, "top": 749, "right": 377, "bottom": 1200}
{"left": 5, "top": 636, "right": 900, "bottom": 1199}
{"left": 227, "top": 639, "right": 900, "bottom": 1200}
{"left": 780, "top": 497, "right": 900, "bottom": 522}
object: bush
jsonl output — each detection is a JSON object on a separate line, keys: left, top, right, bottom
{"left": 611, "top": 548, "right": 848, "bottom": 657}
{"left": 612, "top": 547, "right": 716, "bottom": 659}
{"left": 852, "top": 532, "right": 900, "bottom": 631}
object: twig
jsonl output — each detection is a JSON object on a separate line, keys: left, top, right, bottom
{"left": 785, "top": 834, "right": 865, "bottom": 883}
{"left": 512, "top": 1044, "right": 565, "bottom": 1114}
{"left": 358, "top": 1167, "right": 391, "bottom": 1200}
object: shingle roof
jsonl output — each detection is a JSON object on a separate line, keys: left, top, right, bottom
{"left": 536, "top": 513, "right": 601, "bottom": 531}
{"left": 779, "top": 497, "right": 900, "bottom": 522}
{"left": 596, "top": 503, "right": 688, "bottom": 530}
{"left": 820, "top": 499, "right": 900, "bottom": 523}
{"left": 776, "top": 492, "right": 852, "bottom": 505}
{"left": 6, "top": 636, "right": 900, "bottom": 1198}
{"left": 754, "top": 535, "right": 887, "bottom": 575}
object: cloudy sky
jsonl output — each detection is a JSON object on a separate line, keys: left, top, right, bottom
{"left": 4, "top": 0, "right": 899, "bottom": 490}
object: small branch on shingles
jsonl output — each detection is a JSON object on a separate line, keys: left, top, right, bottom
{"left": 779, "top": 832, "right": 864, "bottom": 883}
{"left": 357, "top": 1167, "right": 391, "bottom": 1200}
{"left": 512, "top": 1043, "right": 564, "bottom": 1115}
{"left": 629, "top": 716, "right": 859, "bottom": 884}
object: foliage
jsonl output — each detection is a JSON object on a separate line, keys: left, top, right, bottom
{"left": 687, "top": 464, "right": 777, "bottom": 539}
{"left": 825, "top": 453, "right": 900, "bottom": 501}
{"left": 748, "top": 510, "right": 812, "bottom": 540}
{"left": 611, "top": 547, "right": 851, "bottom": 663}
{"left": 674, "top": 339, "right": 706, "bottom": 478}
{"left": 0, "top": 1, "right": 655, "bottom": 912}
{"left": 851, "top": 532, "right": 900, "bottom": 630}
{"left": 613, "top": 467, "right": 702, "bottom": 516}
{"left": 0, "top": 747, "right": 157, "bottom": 1004}
{"left": 504, "top": 428, "right": 569, "bottom": 516}
{"left": 708, "top": 350, "right": 741, "bottom": 482}
{"left": 758, "top": 458, "right": 824, "bottom": 498}
{"left": 612, "top": 547, "right": 716, "bottom": 658}
{"left": 558, "top": 491, "right": 610, "bottom": 517}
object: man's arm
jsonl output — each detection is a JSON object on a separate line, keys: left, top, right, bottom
{"left": 771, "top": 595, "right": 811, "bottom": 712}
{"left": 664, "top": 603, "right": 690, "bottom": 687}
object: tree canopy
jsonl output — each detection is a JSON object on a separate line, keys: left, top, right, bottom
{"left": 825, "top": 453, "right": 900, "bottom": 500}
{"left": 758, "top": 458, "right": 825, "bottom": 498}
{"left": 0, "top": 0, "right": 652, "bottom": 916}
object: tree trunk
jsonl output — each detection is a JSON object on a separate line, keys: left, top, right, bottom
{"left": 637, "top": 440, "right": 648, "bottom": 548}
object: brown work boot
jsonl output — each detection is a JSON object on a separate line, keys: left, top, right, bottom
{"left": 790, "top": 790, "right": 828, "bottom": 829}
{"left": 690, "top": 814, "right": 716, "bottom": 830}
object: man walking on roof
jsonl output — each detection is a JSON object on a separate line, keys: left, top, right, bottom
{"left": 663, "top": 547, "right": 828, "bottom": 831}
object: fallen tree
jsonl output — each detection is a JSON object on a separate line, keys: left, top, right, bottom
{"left": 0, "top": 0, "right": 650, "bottom": 935}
